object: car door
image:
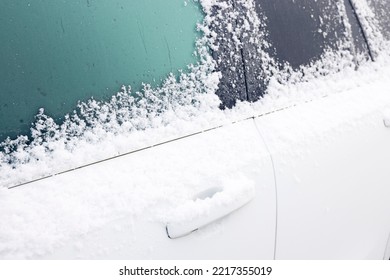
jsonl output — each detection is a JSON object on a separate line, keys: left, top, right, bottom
{"left": 0, "top": 0, "right": 280, "bottom": 260}
{"left": 255, "top": 87, "right": 390, "bottom": 259}
{"left": 1, "top": 119, "right": 276, "bottom": 259}
{"left": 251, "top": 0, "right": 390, "bottom": 259}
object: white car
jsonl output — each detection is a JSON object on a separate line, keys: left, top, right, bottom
{"left": 0, "top": 0, "right": 390, "bottom": 260}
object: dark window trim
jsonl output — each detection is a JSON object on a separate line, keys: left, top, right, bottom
{"left": 347, "top": 0, "right": 375, "bottom": 61}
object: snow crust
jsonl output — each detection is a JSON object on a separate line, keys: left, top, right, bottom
{"left": 1, "top": 0, "right": 390, "bottom": 259}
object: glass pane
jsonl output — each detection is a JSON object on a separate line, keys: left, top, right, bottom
{"left": 344, "top": 0, "right": 371, "bottom": 56}
{"left": 208, "top": 0, "right": 248, "bottom": 108}
{"left": 367, "top": 0, "right": 390, "bottom": 40}
{"left": 254, "top": 0, "right": 346, "bottom": 68}
{"left": 236, "top": 0, "right": 370, "bottom": 103}
{"left": 0, "top": 0, "right": 202, "bottom": 141}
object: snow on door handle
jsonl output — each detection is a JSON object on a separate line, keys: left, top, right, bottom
{"left": 383, "top": 109, "right": 390, "bottom": 128}
{"left": 166, "top": 184, "right": 255, "bottom": 239}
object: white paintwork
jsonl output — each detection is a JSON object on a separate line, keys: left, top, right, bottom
{"left": 15, "top": 120, "right": 276, "bottom": 259}
{"left": 5, "top": 79, "right": 390, "bottom": 259}
{"left": 384, "top": 234, "right": 390, "bottom": 260}
{"left": 254, "top": 83, "right": 390, "bottom": 259}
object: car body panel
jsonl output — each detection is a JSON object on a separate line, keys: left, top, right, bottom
{"left": 254, "top": 77, "right": 390, "bottom": 259}
{"left": 1, "top": 0, "right": 390, "bottom": 260}
{"left": 2, "top": 120, "right": 276, "bottom": 259}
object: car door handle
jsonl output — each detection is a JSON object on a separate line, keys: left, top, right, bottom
{"left": 384, "top": 118, "right": 390, "bottom": 128}
{"left": 384, "top": 110, "right": 390, "bottom": 128}
{"left": 166, "top": 186, "right": 255, "bottom": 239}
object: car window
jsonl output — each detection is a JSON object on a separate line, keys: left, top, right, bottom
{"left": 255, "top": 0, "right": 345, "bottom": 68}
{"left": 366, "top": 0, "right": 390, "bottom": 40}
{"left": 211, "top": 0, "right": 371, "bottom": 107}
{"left": 344, "top": 0, "right": 372, "bottom": 56}
{"left": 207, "top": 0, "right": 248, "bottom": 108}
{"left": 254, "top": 0, "right": 370, "bottom": 68}
{"left": 0, "top": 0, "right": 202, "bottom": 142}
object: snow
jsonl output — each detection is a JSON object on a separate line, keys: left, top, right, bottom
{"left": 0, "top": 119, "right": 268, "bottom": 259}
{"left": 0, "top": 0, "right": 390, "bottom": 259}
{"left": 1, "top": 0, "right": 383, "bottom": 188}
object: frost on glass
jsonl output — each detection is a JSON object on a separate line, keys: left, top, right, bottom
{"left": 366, "top": 0, "right": 390, "bottom": 40}
{"left": 0, "top": 0, "right": 388, "bottom": 188}
{"left": 254, "top": 0, "right": 369, "bottom": 84}
{"left": 349, "top": 0, "right": 387, "bottom": 56}
{"left": 201, "top": 0, "right": 375, "bottom": 106}
{"left": 0, "top": 0, "right": 206, "bottom": 143}
{"left": 0, "top": 0, "right": 221, "bottom": 187}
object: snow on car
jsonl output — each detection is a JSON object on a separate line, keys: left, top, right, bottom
{"left": 0, "top": 0, "right": 390, "bottom": 259}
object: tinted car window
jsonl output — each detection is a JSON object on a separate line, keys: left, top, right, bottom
{"left": 243, "top": 0, "right": 370, "bottom": 103}
{"left": 212, "top": 0, "right": 370, "bottom": 108}
{"left": 367, "top": 0, "right": 390, "bottom": 40}
{"left": 254, "top": 0, "right": 367, "bottom": 68}
{"left": 208, "top": 0, "right": 248, "bottom": 108}
{"left": 0, "top": 0, "right": 202, "bottom": 142}
{"left": 344, "top": 0, "right": 371, "bottom": 56}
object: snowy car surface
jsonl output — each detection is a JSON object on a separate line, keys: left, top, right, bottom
{"left": 1, "top": 0, "right": 390, "bottom": 260}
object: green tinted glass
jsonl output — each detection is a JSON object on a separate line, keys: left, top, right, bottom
{"left": 0, "top": 0, "right": 202, "bottom": 141}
